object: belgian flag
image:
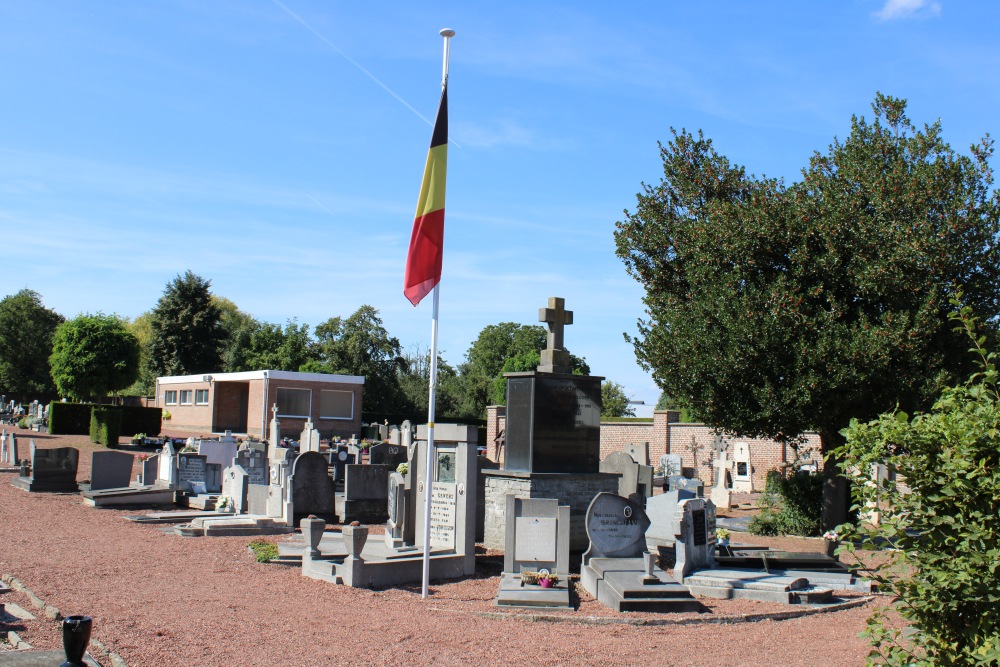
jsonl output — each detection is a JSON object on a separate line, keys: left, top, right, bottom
{"left": 404, "top": 85, "right": 448, "bottom": 306}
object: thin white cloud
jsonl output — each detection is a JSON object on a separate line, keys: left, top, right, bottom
{"left": 874, "top": 0, "right": 942, "bottom": 21}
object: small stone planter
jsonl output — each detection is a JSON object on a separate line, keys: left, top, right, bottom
{"left": 301, "top": 516, "right": 325, "bottom": 558}
{"left": 342, "top": 524, "right": 369, "bottom": 558}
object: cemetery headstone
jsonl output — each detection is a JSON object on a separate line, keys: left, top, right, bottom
{"left": 157, "top": 441, "right": 178, "bottom": 488}
{"left": 291, "top": 451, "right": 336, "bottom": 522}
{"left": 90, "top": 451, "right": 135, "bottom": 491}
{"left": 141, "top": 454, "right": 159, "bottom": 486}
{"left": 12, "top": 444, "right": 80, "bottom": 492}
{"left": 176, "top": 454, "right": 208, "bottom": 493}
{"left": 669, "top": 476, "right": 704, "bottom": 497}
{"left": 645, "top": 488, "right": 696, "bottom": 554}
{"left": 341, "top": 464, "right": 390, "bottom": 523}
{"left": 384, "top": 471, "right": 409, "bottom": 549}
{"left": 671, "top": 497, "right": 717, "bottom": 579}
{"left": 235, "top": 448, "right": 268, "bottom": 485}
{"left": 709, "top": 450, "right": 733, "bottom": 510}
{"left": 582, "top": 492, "right": 651, "bottom": 562}
{"left": 600, "top": 450, "right": 654, "bottom": 503}
{"left": 198, "top": 440, "right": 239, "bottom": 470}
{"left": 368, "top": 442, "right": 407, "bottom": 468}
{"left": 732, "top": 442, "right": 754, "bottom": 492}
{"left": 662, "top": 454, "right": 682, "bottom": 478}
{"left": 624, "top": 442, "right": 650, "bottom": 466}
{"left": 300, "top": 421, "right": 321, "bottom": 453}
{"left": 206, "top": 463, "right": 222, "bottom": 493}
{"left": 222, "top": 464, "right": 250, "bottom": 514}
{"left": 505, "top": 497, "right": 570, "bottom": 575}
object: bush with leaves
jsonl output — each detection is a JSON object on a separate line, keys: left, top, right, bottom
{"left": 834, "top": 297, "right": 1000, "bottom": 666}
{"left": 748, "top": 470, "right": 823, "bottom": 537}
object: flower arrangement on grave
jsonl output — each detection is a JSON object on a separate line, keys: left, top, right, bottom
{"left": 716, "top": 528, "right": 731, "bottom": 542}
{"left": 132, "top": 433, "right": 146, "bottom": 446}
{"left": 216, "top": 495, "right": 234, "bottom": 512}
{"left": 396, "top": 462, "right": 408, "bottom": 475}
{"left": 520, "top": 570, "right": 560, "bottom": 587}
{"left": 823, "top": 530, "right": 839, "bottom": 541}
{"left": 162, "top": 410, "right": 171, "bottom": 420}
{"left": 136, "top": 453, "right": 149, "bottom": 462}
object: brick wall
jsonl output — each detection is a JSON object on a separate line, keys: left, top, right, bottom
{"left": 483, "top": 405, "right": 823, "bottom": 489}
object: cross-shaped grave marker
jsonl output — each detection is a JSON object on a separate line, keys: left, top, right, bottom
{"left": 538, "top": 296, "right": 573, "bottom": 373}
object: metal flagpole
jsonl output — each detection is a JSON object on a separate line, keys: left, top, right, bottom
{"left": 422, "top": 27, "right": 454, "bottom": 600}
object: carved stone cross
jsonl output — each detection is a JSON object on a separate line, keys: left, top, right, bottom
{"left": 537, "top": 296, "right": 573, "bottom": 373}
{"left": 687, "top": 435, "right": 704, "bottom": 472}
{"left": 271, "top": 403, "right": 279, "bottom": 421}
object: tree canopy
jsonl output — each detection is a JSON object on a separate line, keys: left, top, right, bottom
{"left": 304, "top": 305, "right": 407, "bottom": 413}
{"left": 148, "top": 271, "right": 225, "bottom": 377}
{"left": 601, "top": 381, "right": 636, "bottom": 418}
{"left": 0, "top": 289, "right": 64, "bottom": 400}
{"left": 49, "top": 314, "right": 140, "bottom": 401}
{"left": 615, "top": 94, "right": 1000, "bottom": 525}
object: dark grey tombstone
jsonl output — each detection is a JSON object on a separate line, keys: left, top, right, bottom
{"left": 141, "top": 455, "right": 159, "bottom": 485}
{"left": 342, "top": 464, "right": 390, "bottom": 523}
{"left": 206, "top": 463, "right": 222, "bottom": 493}
{"left": 90, "top": 451, "right": 135, "bottom": 491}
{"left": 368, "top": 443, "right": 408, "bottom": 468}
{"left": 384, "top": 471, "right": 408, "bottom": 548}
{"left": 329, "top": 447, "right": 355, "bottom": 486}
{"left": 673, "top": 497, "right": 717, "bottom": 578}
{"left": 291, "top": 451, "right": 336, "bottom": 522}
{"left": 503, "top": 373, "right": 603, "bottom": 474}
{"left": 176, "top": 454, "right": 208, "bottom": 492}
{"left": 9, "top": 433, "right": 19, "bottom": 466}
{"left": 12, "top": 445, "right": 79, "bottom": 492}
{"left": 581, "top": 492, "right": 651, "bottom": 563}
{"left": 645, "top": 489, "right": 695, "bottom": 551}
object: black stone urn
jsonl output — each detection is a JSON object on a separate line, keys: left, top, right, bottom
{"left": 60, "top": 615, "right": 92, "bottom": 667}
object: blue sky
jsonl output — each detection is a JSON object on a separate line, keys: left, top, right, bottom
{"left": 1, "top": 0, "right": 997, "bottom": 409}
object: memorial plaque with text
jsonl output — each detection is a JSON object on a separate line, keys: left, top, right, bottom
{"left": 429, "top": 482, "right": 457, "bottom": 549}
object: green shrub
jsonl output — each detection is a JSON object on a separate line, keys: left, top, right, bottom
{"left": 834, "top": 298, "right": 1000, "bottom": 666}
{"left": 748, "top": 470, "right": 823, "bottom": 537}
{"left": 48, "top": 402, "right": 93, "bottom": 435}
{"left": 89, "top": 408, "right": 122, "bottom": 447}
{"left": 248, "top": 540, "right": 279, "bottom": 563}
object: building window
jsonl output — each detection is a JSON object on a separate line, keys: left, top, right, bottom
{"left": 195, "top": 389, "right": 209, "bottom": 405}
{"left": 164, "top": 390, "right": 178, "bottom": 405}
{"left": 320, "top": 390, "right": 354, "bottom": 420}
{"left": 180, "top": 390, "right": 193, "bottom": 405}
{"left": 276, "top": 388, "right": 311, "bottom": 418}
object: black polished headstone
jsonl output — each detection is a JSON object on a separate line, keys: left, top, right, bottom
{"left": 12, "top": 445, "right": 80, "bottom": 492}
{"left": 368, "top": 443, "right": 408, "bottom": 468}
{"left": 503, "top": 372, "right": 602, "bottom": 474}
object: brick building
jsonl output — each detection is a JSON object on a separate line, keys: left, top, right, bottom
{"left": 154, "top": 370, "right": 364, "bottom": 440}
{"left": 486, "top": 407, "right": 822, "bottom": 489}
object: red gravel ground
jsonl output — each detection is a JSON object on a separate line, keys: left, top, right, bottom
{"left": 0, "top": 429, "right": 883, "bottom": 666}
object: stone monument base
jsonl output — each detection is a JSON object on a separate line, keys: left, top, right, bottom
{"left": 483, "top": 470, "right": 619, "bottom": 551}
{"left": 11, "top": 475, "right": 79, "bottom": 493}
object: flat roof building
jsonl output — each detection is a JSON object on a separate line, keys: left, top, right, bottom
{"left": 154, "top": 370, "right": 364, "bottom": 439}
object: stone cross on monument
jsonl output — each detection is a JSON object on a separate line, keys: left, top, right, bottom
{"left": 687, "top": 435, "right": 704, "bottom": 475}
{"left": 537, "top": 296, "right": 573, "bottom": 373}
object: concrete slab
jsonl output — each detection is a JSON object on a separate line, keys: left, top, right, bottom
{"left": 81, "top": 484, "right": 175, "bottom": 507}
{"left": 582, "top": 557, "right": 704, "bottom": 613}
{"left": 496, "top": 573, "right": 571, "bottom": 610}
{"left": 0, "top": 650, "right": 101, "bottom": 666}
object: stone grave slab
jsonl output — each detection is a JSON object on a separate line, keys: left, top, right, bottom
{"left": 89, "top": 450, "right": 135, "bottom": 491}
{"left": 496, "top": 496, "right": 571, "bottom": 610}
{"left": 291, "top": 451, "right": 337, "bottom": 522}
{"left": 11, "top": 444, "right": 79, "bottom": 493}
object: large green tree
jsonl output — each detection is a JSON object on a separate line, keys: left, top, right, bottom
{"left": 398, "top": 345, "right": 463, "bottom": 419}
{"left": 225, "top": 319, "right": 315, "bottom": 372}
{"left": 601, "top": 381, "right": 636, "bottom": 418}
{"left": 122, "top": 312, "right": 155, "bottom": 396}
{"left": 148, "top": 271, "right": 225, "bottom": 377}
{"left": 304, "top": 305, "right": 407, "bottom": 413}
{"left": 459, "top": 323, "right": 548, "bottom": 417}
{"left": 615, "top": 94, "right": 1000, "bottom": 528}
{"left": 50, "top": 314, "right": 141, "bottom": 401}
{"left": 0, "top": 289, "right": 64, "bottom": 400}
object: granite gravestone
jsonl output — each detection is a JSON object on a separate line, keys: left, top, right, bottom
{"left": 341, "top": 464, "right": 391, "bottom": 523}
{"left": 177, "top": 454, "right": 208, "bottom": 493}
{"left": 384, "top": 471, "right": 409, "bottom": 549}
{"left": 206, "top": 463, "right": 223, "bottom": 494}
{"left": 644, "top": 489, "right": 695, "bottom": 556}
{"left": 90, "top": 451, "right": 135, "bottom": 491}
{"left": 157, "top": 441, "right": 178, "bottom": 488}
{"left": 141, "top": 454, "right": 159, "bottom": 486}
{"left": 505, "top": 497, "right": 570, "bottom": 576}
{"left": 662, "top": 454, "right": 682, "bottom": 479}
{"left": 197, "top": 440, "right": 239, "bottom": 471}
{"left": 600, "top": 451, "right": 654, "bottom": 503}
{"left": 582, "top": 492, "right": 651, "bottom": 561}
{"left": 669, "top": 476, "right": 704, "bottom": 497}
{"left": 368, "top": 443, "right": 408, "bottom": 468}
{"left": 235, "top": 449, "right": 268, "bottom": 485}
{"left": 624, "top": 442, "right": 650, "bottom": 466}
{"left": 12, "top": 444, "right": 80, "bottom": 492}
{"left": 290, "top": 451, "right": 336, "bottom": 522}
{"left": 300, "top": 421, "right": 321, "bottom": 453}
{"left": 671, "top": 497, "right": 717, "bottom": 579}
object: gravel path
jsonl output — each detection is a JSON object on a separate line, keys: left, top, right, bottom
{"left": 0, "top": 429, "right": 880, "bottom": 666}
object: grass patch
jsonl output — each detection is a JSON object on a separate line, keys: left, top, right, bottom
{"left": 248, "top": 539, "right": 279, "bottom": 563}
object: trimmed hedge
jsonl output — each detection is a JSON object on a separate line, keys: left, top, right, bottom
{"left": 49, "top": 403, "right": 162, "bottom": 438}
{"left": 90, "top": 408, "right": 122, "bottom": 447}
{"left": 119, "top": 406, "right": 162, "bottom": 437}
{"left": 48, "top": 402, "right": 93, "bottom": 435}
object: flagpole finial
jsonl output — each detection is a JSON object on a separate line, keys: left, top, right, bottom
{"left": 440, "top": 28, "right": 455, "bottom": 38}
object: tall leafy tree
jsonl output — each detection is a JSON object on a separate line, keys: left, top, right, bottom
{"left": 214, "top": 296, "right": 260, "bottom": 373}
{"left": 615, "top": 94, "right": 1000, "bottom": 528}
{"left": 50, "top": 314, "right": 141, "bottom": 401}
{"left": 398, "top": 344, "right": 463, "bottom": 419}
{"left": 122, "top": 312, "right": 155, "bottom": 396}
{"left": 459, "top": 323, "right": 546, "bottom": 418}
{"left": 601, "top": 381, "right": 636, "bottom": 418}
{"left": 148, "top": 271, "right": 225, "bottom": 377}
{"left": 304, "top": 305, "right": 407, "bottom": 413}
{"left": 0, "top": 289, "right": 64, "bottom": 400}
{"left": 227, "top": 319, "right": 315, "bottom": 372}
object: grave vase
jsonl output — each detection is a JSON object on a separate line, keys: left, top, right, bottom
{"left": 301, "top": 516, "right": 325, "bottom": 557}
{"left": 342, "top": 524, "right": 369, "bottom": 558}
{"left": 60, "top": 615, "right": 92, "bottom": 667}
